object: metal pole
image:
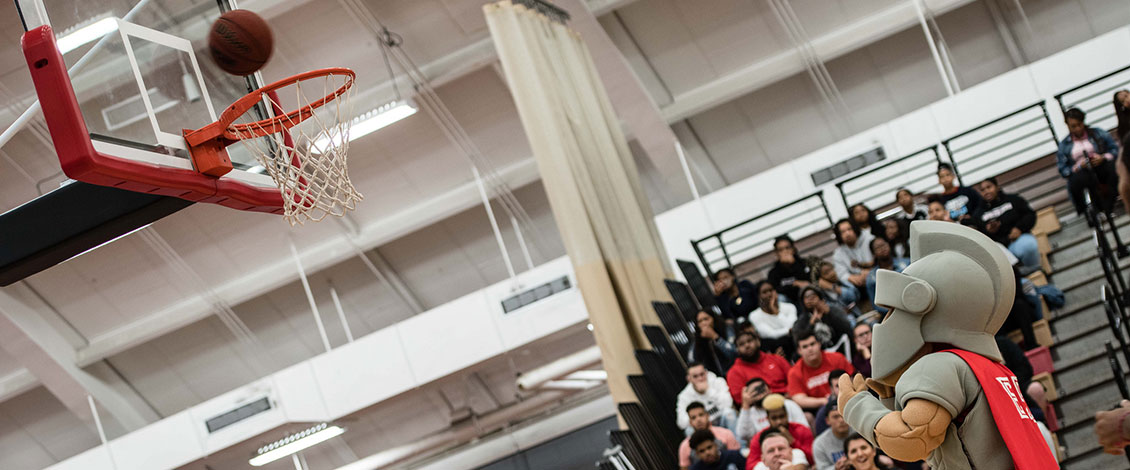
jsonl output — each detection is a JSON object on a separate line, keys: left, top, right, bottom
{"left": 328, "top": 285, "right": 355, "bottom": 343}
{"left": 290, "top": 241, "right": 332, "bottom": 353}
{"left": 87, "top": 396, "right": 119, "bottom": 470}
{"left": 473, "top": 165, "right": 516, "bottom": 280}
{"left": 913, "top": 0, "right": 955, "bottom": 96}
{"left": 509, "top": 214, "right": 535, "bottom": 272}
{"left": 676, "top": 140, "right": 716, "bottom": 232}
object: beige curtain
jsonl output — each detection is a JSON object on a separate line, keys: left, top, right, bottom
{"left": 484, "top": 1, "right": 674, "bottom": 405}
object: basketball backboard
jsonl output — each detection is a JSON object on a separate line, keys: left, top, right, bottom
{"left": 15, "top": 0, "right": 285, "bottom": 213}
{"left": 1, "top": 0, "right": 285, "bottom": 285}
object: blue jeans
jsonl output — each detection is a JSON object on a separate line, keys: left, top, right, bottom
{"left": 1009, "top": 234, "right": 1040, "bottom": 273}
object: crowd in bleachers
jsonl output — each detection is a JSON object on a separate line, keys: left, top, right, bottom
{"left": 672, "top": 136, "right": 1097, "bottom": 468}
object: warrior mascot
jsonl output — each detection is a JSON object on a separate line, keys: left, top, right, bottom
{"left": 837, "top": 221, "right": 1058, "bottom": 469}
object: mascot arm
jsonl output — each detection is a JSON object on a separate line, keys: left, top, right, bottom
{"left": 873, "top": 398, "right": 952, "bottom": 461}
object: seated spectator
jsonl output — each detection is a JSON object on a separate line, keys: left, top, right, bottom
{"left": 750, "top": 431, "right": 810, "bottom": 470}
{"left": 813, "top": 261, "right": 860, "bottom": 314}
{"left": 812, "top": 402, "right": 852, "bottom": 470}
{"left": 689, "top": 428, "right": 747, "bottom": 470}
{"left": 975, "top": 177, "right": 1040, "bottom": 275}
{"left": 848, "top": 204, "right": 885, "bottom": 238}
{"left": 925, "top": 195, "right": 950, "bottom": 222}
{"left": 787, "top": 327, "right": 854, "bottom": 410}
{"left": 714, "top": 268, "right": 759, "bottom": 322}
{"left": 727, "top": 330, "right": 792, "bottom": 403}
{"left": 811, "top": 369, "right": 846, "bottom": 437}
{"left": 768, "top": 235, "right": 812, "bottom": 305}
{"left": 1116, "top": 88, "right": 1130, "bottom": 141}
{"left": 737, "top": 377, "right": 808, "bottom": 444}
{"left": 1057, "top": 107, "right": 1119, "bottom": 216}
{"left": 880, "top": 218, "right": 910, "bottom": 259}
{"left": 690, "top": 310, "right": 737, "bottom": 377}
{"left": 796, "top": 287, "right": 853, "bottom": 349}
{"left": 681, "top": 402, "right": 742, "bottom": 470}
{"left": 937, "top": 162, "right": 985, "bottom": 225}
{"left": 831, "top": 219, "right": 873, "bottom": 290}
{"left": 851, "top": 323, "right": 873, "bottom": 378}
{"left": 750, "top": 281, "right": 799, "bottom": 358}
{"left": 865, "top": 237, "right": 910, "bottom": 314}
{"left": 678, "top": 362, "right": 736, "bottom": 431}
{"left": 747, "top": 395, "right": 815, "bottom": 467}
{"left": 842, "top": 434, "right": 891, "bottom": 470}
{"left": 893, "top": 188, "right": 928, "bottom": 221}
{"left": 997, "top": 264, "right": 1040, "bottom": 350}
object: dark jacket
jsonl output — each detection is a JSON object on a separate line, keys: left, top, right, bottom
{"left": 1057, "top": 127, "right": 1119, "bottom": 177}
{"left": 690, "top": 449, "right": 746, "bottom": 470}
{"left": 940, "top": 186, "right": 984, "bottom": 224}
{"left": 767, "top": 261, "right": 811, "bottom": 305}
{"left": 975, "top": 192, "right": 1036, "bottom": 245}
{"left": 792, "top": 305, "right": 853, "bottom": 350}
{"left": 715, "top": 280, "right": 758, "bottom": 321}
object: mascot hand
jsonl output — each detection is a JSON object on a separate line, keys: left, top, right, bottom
{"left": 838, "top": 373, "right": 868, "bottom": 407}
{"left": 866, "top": 378, "right": 895, "bottom": 399}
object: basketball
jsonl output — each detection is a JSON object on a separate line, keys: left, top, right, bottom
{"left": 208, "top": 9, "right": 273, "bottom": 76}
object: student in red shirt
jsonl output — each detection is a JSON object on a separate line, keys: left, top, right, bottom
{"left": 787, "top": 326, "right": 853, "bottom": 410}
{"left": 727, "top": 330, "right": 791, "bottom": 404}
{"left": 746, "top": 393, "right": 814, "bottom": 467}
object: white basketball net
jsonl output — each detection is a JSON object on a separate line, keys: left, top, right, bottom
{"left": 233, "top": 73, "right": 363, "bottom": 225}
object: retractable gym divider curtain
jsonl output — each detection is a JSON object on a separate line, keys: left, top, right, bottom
{"left": 485, "top": 1, "right": 674, "bottom": 405}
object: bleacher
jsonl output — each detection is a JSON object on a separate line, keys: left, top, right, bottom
{"left": 596, "top": 64, "right": 1130, "bottom": 469}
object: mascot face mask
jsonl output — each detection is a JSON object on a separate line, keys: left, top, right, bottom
{"left": 870, "top": 221, "right": 1015, "bottom": 380}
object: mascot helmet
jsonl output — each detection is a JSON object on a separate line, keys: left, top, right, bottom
{"left": 870, "top": 221, "right": 1014, "bottom": 380}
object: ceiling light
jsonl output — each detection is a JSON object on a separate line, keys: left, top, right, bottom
{"left": 58, "top": 17, "right": 119, "bottom": 54}
{"left": 311, "top": 100, "right": 417, "bottom": 153}
{"left": 249, "top": 423, "right": 345, "bottom": 467}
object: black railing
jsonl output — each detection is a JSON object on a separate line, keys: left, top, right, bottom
{"left": 691, "top": 192, "right": 834, "bottom": 277}
{"left": 942, "top": 102, "right": 1059, "bottom": 187}
{"left": 1103, "top": 341, "right": 1130, "bottom": 462}
{"left": 835, "top": 145, "right": 943, "bottom": 212}
{"left": 1055, "top": 64, "right": 1130, "bottom": 134}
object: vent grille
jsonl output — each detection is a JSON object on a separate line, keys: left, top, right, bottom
{"left": 204, "top": 396, "right": 272, "bottom": 434}
{"left": 810, "top": 147, "right": 885, "bottom": 186}
{"left": 501, "top": 276, "right": 572, "bottom": 313}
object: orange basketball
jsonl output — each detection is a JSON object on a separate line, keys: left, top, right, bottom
{"left": 208, "top": 9, "right": 273, "bottom": 76}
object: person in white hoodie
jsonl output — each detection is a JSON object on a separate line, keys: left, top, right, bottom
{"left": 677, "top": 362, "right": 736, "bottom": 431}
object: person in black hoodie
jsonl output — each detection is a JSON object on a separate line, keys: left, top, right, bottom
{"left": 975, "top": 177, "right": 1040, "bottom": 274}
{"left": 936, "top": 162, "right": 984, "bottom": 225}
{"left": 767, "top": 235, "right": 811, "bottom": 305}
{"left": 713, "top": 268, "right": 758, "bottom": 322}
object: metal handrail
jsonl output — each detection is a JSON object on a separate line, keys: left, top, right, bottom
{"left": 691, "top": 192, "right": 834, "bottom": 277}
{"left": 942, "top": 102, "right": 1058, "bottom": 186}
{"left": 834, "top": 145, "right": 942, "bottom": 209}
{"left": 1054, "top": 63, "right": 1130, "bottom": 110}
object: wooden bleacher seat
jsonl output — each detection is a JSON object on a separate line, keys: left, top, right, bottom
{"left": 1032, "top": 371, "right": 1058, "bottom": 401}
{"left": 1033, "top": 229, "right": 1052, "bottom": 255}
{"left": 1027, "top": 270, "right": 1048, "bottom": 286}
{"left": 1008, "top": 319, "right": 1054, "bottom": 348}
{"left": 1034, "top": 207, "right": 1061, "bottom": 235}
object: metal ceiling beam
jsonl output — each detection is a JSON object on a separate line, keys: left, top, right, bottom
{"left": 0, "top": 287, "right": 159, "bottom": 431}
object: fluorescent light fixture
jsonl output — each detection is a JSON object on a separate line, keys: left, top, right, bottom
{"left": 58, "top": 17, "right": 119, "bottom": 54}
{"left": 311, "top": 99, "right": 417, "bottom": 153}
{"left": 249, "top": 423, "right": 345, "bottom": 466}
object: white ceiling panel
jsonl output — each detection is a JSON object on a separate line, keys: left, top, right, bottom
{"left": 0, "top": 387, "right": 100, "bottom": 468}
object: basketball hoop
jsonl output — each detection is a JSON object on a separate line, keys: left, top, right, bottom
{"left": 183, "top": 67, "right": 362, "bottom": 225}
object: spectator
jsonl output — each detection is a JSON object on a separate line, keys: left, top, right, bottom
{"left": 925, "top": 196, "right": 951, "bottom": 222}
{"left": 851, "top": 323, "right": 873, "bottom": 379}
{"left": 998, "top": 264, "right": 1040, "bottom": 350}
{"left": 812, "top": 402, "right": 852, "bottom": 470}
{"left": 841, "top": 434, "right": 891, "bottom": 470}
{"left": 737, "top": 377, "right": 808, "bottom": 444}
{"left": 975, "top": 177, "right": 1040, "bottom": 274}
{"left": 1119, "top": 134, "right": 1130, "bottom": 215}
{"left": 768, "top": 235, "right": 812, "bottom": 305}
{"left": 1057, "top": 107, "right": 1119, "bottom": 216}
{"left": 880, "top": 218, "right": 911, "bottom": 259}
{"left": 796, "top": 286, "right": 853, "bottom": 349}
{"left": 893, "top": 188, "right": 928, "bottom": 221}
{"left": 689, "top": 428, "right": 747, "bottom": 470}
{"left": 864, "top": 237, "right": 910, "bottom": 314}
{"left": 937, "top": 162, "right": 984, "bottom": 224}
{"left": 750, "top": 431, "right": 810, "bottom": 470}
{"left": 813, "top": 261, "right": 860, "bottom": 314}
{"left": 787, "top": 327, "right": 854, "bottom": 410}
{"left": 811, "top": 370, "right": 847, "bottom": 437}
{"left": 747, "top": 394, "right": 815, "bottom": 467}
{"left": 714, "top": 268, "right": 759, "bottom": 322}
{"left": 727, "top": 330, "right": 792, "bottom": 402}
{"left": 848, "top": 204, "right": 885, "bottom": 238}
{"left": 681, "top": 402, "right": 742, "bottom": 470}
{"left": 995, "top": 336, "right": 1047, "bottom": 424}
{"left": 1115, "top": 89, "right": 1130, "bottom": 142}
{"left": 678, "top": 362, "right": 736, "bottom": 431}
{"left": 750, "top": 281, "right": 799, "bottom": 358}
{"left": 831, "top": 219, "right": 873, "bottom": 290}
{"left": 690, "top": 310, "right": 737, "bottom": 377}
